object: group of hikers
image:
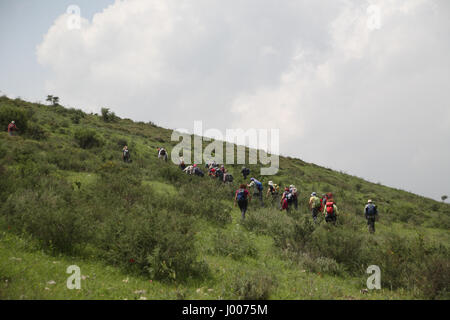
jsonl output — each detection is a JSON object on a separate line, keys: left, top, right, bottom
{"left": 124, "top": 146, "right": 379, "bottom": 233}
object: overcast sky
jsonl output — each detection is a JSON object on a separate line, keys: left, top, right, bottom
{"left": 1, "top": 0, "right": 449, "bottom": 201}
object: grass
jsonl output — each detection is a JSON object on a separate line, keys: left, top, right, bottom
{"left": 0, "top": 95, "right": 448, "bottom": 300}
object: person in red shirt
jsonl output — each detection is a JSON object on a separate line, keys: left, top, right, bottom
{"left": 7, "top": 121, "right": 18, "bottom": 136}
{"left": 234, "top": 184, "right": 252, "bottom": 219}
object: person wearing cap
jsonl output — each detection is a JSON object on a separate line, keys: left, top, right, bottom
{"left": 364, "top": 200, "right": 378, "bottom": 233}
{"left": 7, "top": 121, "right": 18, "bottom": 136}
{"left": 309, "top": 192, "right": 321, "bottom": 223}
{"left": 248, "top": 178, "right": 264, "bottom": 207}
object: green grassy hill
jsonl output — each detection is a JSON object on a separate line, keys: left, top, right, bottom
{"left": 0, "top": 96, "right": 448, "bottom": 300}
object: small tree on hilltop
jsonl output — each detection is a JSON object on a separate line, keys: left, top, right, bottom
{"left": 101, "top": 107, "right": 117, "bottom": 122}
{"left": 442, "top": 195, "right": 448, "bottom": 203}
{"left": 46, "top": 95, "right": 53, "bottom": 105}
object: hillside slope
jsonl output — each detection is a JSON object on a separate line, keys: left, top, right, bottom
{"left": 0, "top": 96, "right": 448, "bottom": 300}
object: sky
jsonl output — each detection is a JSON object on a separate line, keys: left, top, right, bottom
{"left": 0, "top": 0, "right": 449, "bottom": 201}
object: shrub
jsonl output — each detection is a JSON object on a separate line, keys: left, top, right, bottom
{"left": 74, "top": 128, "right": 102, "bottom": 149}
{"left": 0, "top": 105, "right": 28, "bottom": 133}
{"left": 97, "top": 209, "right": 206, "bottom": 281}
{"left": 26, "top": 122, "right": 48, "bottom": 140}
{"left": 2, "top": 178, "right": 92, "bottom": 253}
{"left": 231, "top": 270, "right": 275, "bottom": 300}
{"left": 212, "top": 227, "right": 258, "bottom": 260}
{"left": 101, "top": 108, "right": 117, "bottom": 122}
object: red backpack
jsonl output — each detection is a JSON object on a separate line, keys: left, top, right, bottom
{"left": 326, "top": 201, "right": 335, "bottom": 215}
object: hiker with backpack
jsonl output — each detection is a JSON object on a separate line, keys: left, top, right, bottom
{"left": 158, "top": 147, "right": 168, "bottom": 162}
{"left": 122, "top": 145, "right": 131, "bottom": 163}
{"left": 267, "top": 181, "right": 280, "bottom": 208}
{"left": 7, "top": 121, "right": 18, "bottom": 136}
{"left": 193, "top": 165, "right": 205, "bottom": 177}
{"left": 309, "top": 192, "right": 321, "bottom": 222}
{"left": 323, "top": 198, "right": 338, "bottom": 224}
{"left": 290, "top": 185, "right": 298, "bottom": 210}
{"left": 183, "top": 164, "right": 195, "bottom": 175}
{"left": 364, "top": 200, "right": 378, "bottom": 233}
{"left": 241, "top": 167, "right": 250, "bottom": 180}
{"left": 248, "top": 178, "right": 264, "bottom": 207}
{"left": 280, "top": 187, "right": 293, "bottom": 212}
{"left": 179, "top": 157, "right": 186, "bottom": 170}
{"left": 234, "top": 184, "right": 252, "bottom": 219}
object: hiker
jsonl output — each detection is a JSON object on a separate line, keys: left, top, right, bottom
{"left": 280, "top": 187, "right": 293, "bottom": 212}
{"left": 234, "top": 184, "right": 252, "bottom": 219}
{"left": 364, "top": 200, "right": 378, "bottom": 233}
{"left": 220, "top": 165, "right": 228, "bottom": 182}
{"left": 209, "top": 167, "right": 217, "bottom": 177}
{"left": 267, "top": 181, "right": 280, "bottom": 208}
{"left": 309, "top": 192, "right": 321, "bottom": 223}
{"left": 216, "top": 166, "right": 224, "bottom": 181}
{"left": 241, "top": 167, "right": 250, "bottom": 180}
{"left": 183, "top": 164, "right": 195, "bottom": 175}
{"left": 248, "top": 178, "right": 264, "bottom": 207}
{"left": 193, "top": 165, "right": 204, "bottom": 177}
{"left": 323, "top": 198, "right": 338, "bottom": 224}
{"left": 266, "top": 181, "right": 280, "bottom": 197}
{"left": 7, "top": 121, "right": 18, "bottom": 136}
{"left": 179, "top": 157, "right": 186, "bottom": 170}
{"left": 122, "top": 145, "right": 131, "bottom": 163}
{"left": 289, "top": 185, "right": 298, "bottom": 210}
{"left": 158, "top": 147, "right": 168, "bottom": 162}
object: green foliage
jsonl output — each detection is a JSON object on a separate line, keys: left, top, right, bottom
{"left": 231, "top": 270, "right": 276, "bottom": 300}
{"left": 0, "top": 105, "right": 28, "bottom": 133}
{"left": 26, "top": 122, "right": 48, "bottom": 140}
{"left": 74, "top": 128, "right": 102, "bottom": 149}
{"left": 212, "top": 227, "right": 258, "bottom": 260}
{"left": 101, "top": 107, "right": 117, "bottom": 122}
{"left": 0, "top": 96, "right": 448, "bottom": 299}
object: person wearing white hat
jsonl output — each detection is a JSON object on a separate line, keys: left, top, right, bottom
{"left": 364, "top": 200, "right": 378, "bottom": 233}
{"left": 7, "top": 121, "right": 18, "bottom": 136}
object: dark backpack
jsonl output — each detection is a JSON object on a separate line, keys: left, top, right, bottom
{"left": 216, "top": 169, "right": 224, "bottom": 179}
{"left": 366, "top": 204, "right": 377, "bottom": 216}
{"left": 194, "top": 168, "right": 204, "bottom": 177}
{"left": 236, "top": 189, "right": 247, "bottom": 201}
{"left": 255, "top": 180, "right": 263, "bottom": 191}
{"left": 243, "top": 168, "right": 250, "bottom": 176}
{"left": 159, "top": 149, "right": 166, "bottom": 156}
{"left": 225, "top": 174, "right": 234, "bottom": 182}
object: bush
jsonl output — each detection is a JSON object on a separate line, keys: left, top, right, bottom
{"left": 74, "top": 128, "right": 102, "bottom": 149}
{"left": 231, "top": 270, "right": 275, "bottom": 300}
{"left": 26, "top": 122, "right": 48, "bottom": 140}
{"left": 2, "top": 178, "right": 92, "bottom": 253}
{"left": 212, "top": 227, "right": 258, "bottom": 260}
{"left": 101, "top": 108, "right": 117, "bottom": 122}
{"left": 301, "top": 255, "right": 345, "bottom": 276}
{"left": 97, "top": 209, "right": 206, "bottom": 281}
{"left": 0, "top": 105, "right": 28, "bottom": 133}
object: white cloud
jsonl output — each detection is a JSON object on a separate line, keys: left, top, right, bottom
{"left": 36, "top": 0, "right": 450, "bottom": 199}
